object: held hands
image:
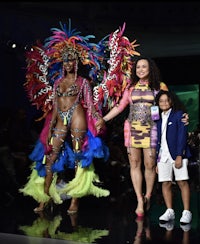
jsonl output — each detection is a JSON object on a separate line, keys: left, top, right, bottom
{"left": 182, "top": 113, "right": 189, "bottom": 125}
{"left": 95, "top": 117, "right": 106, "bottom": 133}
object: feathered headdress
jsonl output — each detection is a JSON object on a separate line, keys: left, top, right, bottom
{"left": 93, "top": 22, "right": 140, "bottom": 113}
{"left": 24, "top": 19, "right": 104, "bottom": 119}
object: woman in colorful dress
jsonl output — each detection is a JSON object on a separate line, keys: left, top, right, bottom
{"left": 96, "top": 56, "right": 188, "bottom": 217}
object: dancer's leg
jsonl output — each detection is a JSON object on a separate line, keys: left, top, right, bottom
{"left": 67, "top": 105, "right": 87, "bottom": 214}
{"left": 44, "top": 127, "right": 67, "bottom": 195}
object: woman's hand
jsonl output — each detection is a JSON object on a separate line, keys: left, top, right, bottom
{"left": 182, "top": 113, "right": 189, "bottom": 125}
{"left": 95, "top": 117, "right": 106, "bottom": 133}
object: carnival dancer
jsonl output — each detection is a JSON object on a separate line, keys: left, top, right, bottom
{"left": 19, "top": 19, "right": 110, "bottom": 214}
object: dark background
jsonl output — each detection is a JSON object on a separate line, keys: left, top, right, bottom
{"left": 0, "top": 1, "right": 199, "bottom": 128}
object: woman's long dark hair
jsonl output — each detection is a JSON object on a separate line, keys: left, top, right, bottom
{"left": 131, "top": 56, "right": 162, "bottom": 90}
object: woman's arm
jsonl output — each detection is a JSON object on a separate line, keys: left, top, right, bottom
{"left": 47, "top": 99, "right": 58, "bottom": 145}
{"left": 95, "top": 88, "right": 130, "bottom": 132}
{"left": 95, "top": 106, "right": 122, "bottom": 132}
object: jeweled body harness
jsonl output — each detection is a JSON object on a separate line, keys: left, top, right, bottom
{"left": 50, "top": 81, "right": 86, "bottom": 162}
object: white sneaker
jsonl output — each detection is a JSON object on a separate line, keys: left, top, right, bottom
{"left": 180, "top": 210, "right": 192, "bottom": 224}
{"left": 159, "top": 208, "right": 175, "bottom": 222}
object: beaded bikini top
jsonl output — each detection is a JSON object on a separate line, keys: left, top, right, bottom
{"left": 56, "top": 83, "right": 79, "bottom": 97}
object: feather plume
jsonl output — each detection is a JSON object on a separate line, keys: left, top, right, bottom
{"left": 93, "top": 22, "right": 140, "bottom": 114}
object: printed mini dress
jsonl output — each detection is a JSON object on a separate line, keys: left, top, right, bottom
{"left": 127, "top": 82, "right": 157, "bottom": 148}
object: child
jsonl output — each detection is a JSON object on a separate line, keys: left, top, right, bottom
{"left": 155, "top": 90, "right": 192, "bottom": 224}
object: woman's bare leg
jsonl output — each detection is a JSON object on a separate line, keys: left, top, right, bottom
{"left": 44, "top": 162, "right": 54, "bottom": 195}
{"left": 34, "top": 202, "right": 45, "bottom": 212}
{"left": 143, "top": 148, "right": 156, "bottom": 211}
{"left": 68, "top": 197, "right": 79, "bottom": 214}
{"left": 128, "top": 148, "right": 144, "bottom": 216}
{"left": 67, "top": 105, "right": 87, "bottom": 214}
{"left": 44, "top": 132, "right": 66, "bottom": 196}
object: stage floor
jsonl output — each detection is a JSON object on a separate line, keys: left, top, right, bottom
{"left": 0, "top": 173, "right": 200, "bottom": 244}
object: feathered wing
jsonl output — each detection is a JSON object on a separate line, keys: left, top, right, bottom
{"left": 24, "top": 21, "right": 140, "bottom": 120}
{"left": 24, "top": 43, "right": 54, "bottom": 120}
{"left": 92, "top": 22, "right": 140, "bottom": 115}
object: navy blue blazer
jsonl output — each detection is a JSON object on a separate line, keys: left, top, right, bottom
{"left": 156, "top": 110, "right": 191, "bottom": 162}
